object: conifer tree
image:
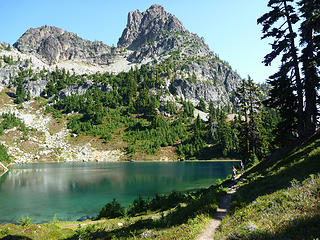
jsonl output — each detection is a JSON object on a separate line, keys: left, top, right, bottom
{"left": 258, "top": 0, "right": 305, "bottom": 138}
{"left": 298, "top": 0, "right": 320, "bottom": 136}
{"left": 236, "top": 76, "right": 263, "bottom": 161}
{"left": 15, "top": 82, "right": 26, "bottom": 104}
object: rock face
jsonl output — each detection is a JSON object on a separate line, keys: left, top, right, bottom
{"left": 13, "top": 26, "right": 111, "bottom": 65}
{"left": 118, "top": 4, "right": 186, "bottom": 50}
{"left": 2, "top": 4, "right": 242, "bottom": 106}
{"left": 117, "top": 4, "right": 241, "bottom": 105}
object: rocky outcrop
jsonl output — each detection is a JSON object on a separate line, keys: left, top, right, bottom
{"left": 25, "top": 79, "right": 49, "bottom": 97}
{"left": 58, "top": 82, "right": 92, "bottom": 98}
{"left": 118, "top": 4, "right": 186, "bottom": 50}
{"left": 0, "top": 101, "right": 125, "bottom": 163}
{"left": 117, "top": 4, "right": 210, "bottom": 62}
{"left": 13, "top": 26, "right": 111, "bottom": 65}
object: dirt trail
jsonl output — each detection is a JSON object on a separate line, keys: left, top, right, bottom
{"left": 196, "top": 175, "right": 241, "bottom": 240}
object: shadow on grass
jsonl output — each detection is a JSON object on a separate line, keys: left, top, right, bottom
{"left": 94, "top": 201, "right": 218, "bottom": 240}
{"left": 234, "top": 133, "right": 320, "bottom": 206}
{"left": 0, "top": 235, "right": 33, "bottom": 240}
{"left": 64, "top": 187, "right": 224, "bottom": 240}
{"left": 226, "top": 213, "right": 320, "bottom": 240}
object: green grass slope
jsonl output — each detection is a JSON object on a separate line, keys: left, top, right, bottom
{"left": 215, "top": 133, "right": 320, "bottom": 240}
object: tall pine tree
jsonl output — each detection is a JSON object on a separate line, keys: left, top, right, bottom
{"left": 258, "top": 0, "right": 305, "bottom": 139}
{"left": 298, "top": 0, "right": 320, "bottom": 136}
{"left": 236, "top": 76, "right": 264, "bottom": 161}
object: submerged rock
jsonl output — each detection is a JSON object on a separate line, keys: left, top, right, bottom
{"left": 77, "top": 216, "right": 91, "bottom": 222}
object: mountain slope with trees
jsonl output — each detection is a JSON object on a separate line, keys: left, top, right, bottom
{"left": 0, "top": 5, "right": 257, "bottom": 163}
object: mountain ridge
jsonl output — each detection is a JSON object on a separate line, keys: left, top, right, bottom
{"left": 1, "top": 4, "right": 242, "bottom": 106}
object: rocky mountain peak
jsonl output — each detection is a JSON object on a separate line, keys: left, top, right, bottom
{"left": 118, "top": 4, "right": 186, "bottom": 50}
{"left": 13, "top": 25, "right": 111, "bottom": 65}
{"left": 2, "top": 5, "right": 242, "bottom": 107}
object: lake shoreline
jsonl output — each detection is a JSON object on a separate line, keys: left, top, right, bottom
{"left": 8, "top": 158, "right": 241, "bottom": 167}
{"left": 0, "top": 161, "right": 236, "bottom": 224}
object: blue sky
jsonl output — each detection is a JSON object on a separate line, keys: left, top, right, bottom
{"left": 0, "top": 0, "right": 278, "bottom": 83}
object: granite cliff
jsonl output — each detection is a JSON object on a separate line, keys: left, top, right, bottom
{"left": 13, "top": 26, "right": 111, "bottom": 65}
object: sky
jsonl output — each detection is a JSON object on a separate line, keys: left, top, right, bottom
{"left": 0, "top": 0, "right": 279, "bottom": 83}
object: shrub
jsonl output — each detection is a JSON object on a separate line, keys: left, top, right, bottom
{"left": 127, "top": 196, "right": 148, "bottom": 217}
{"left": 248, "top": 154, "right": 259, "bottom": 167}
{"left": 126, "top": 145, "right": 136, "bottom": 156}
{"left": 149, "top": 191, "right": 189, "bottom": 211}
{"left": 97, "top": 198, "right": 125, "bottom": 219}
{"left": 0, "top": 144, "right": 10, "bottom": 163}
{"left": 73, "top": 224, "right": 105, "bottom": 240}
{"left": 17, "top": 216, "right": 32, "bottom": 226}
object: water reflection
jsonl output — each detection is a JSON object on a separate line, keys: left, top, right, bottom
{"left": 0, "top": 162, "right": 234, "bottom": 223}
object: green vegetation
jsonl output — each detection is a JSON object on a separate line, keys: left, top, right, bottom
{"left": 97, "top": 199, "right": 125, "bottom": 219}
{"left": 214, "top": 132, "right": 320, "bottom": 240}
{"left": 124, "top": 117, "right": 187, "bottom": 155}
{"left": 0, "top": 144, "right": 10, "bottom": 164}
{"left": 0, "top": 113, "right": 30, "bottom": 138}
{"left": 0, "top": 113, "right": 30, "bottom": 164}
{"left": 17, "top": 216, "right": 32, "bottom": 227}
{"left": 4, "top": 59, "right": 279, "bottom": 160}
{"left": 204, "top": 3, "right": 320, "bottom": 237}
{"left": 36, "top": 63, "right": 242, "bottom": 159}
{"left": 258, "top": 0, "right": 319, "bottom": 141}
{"left": 0, "top": 222, "right": 74, "bottom": 240}
{"left": 1, "top": 55, "right": 14, "bottom": 65}
{"left": 216, "top": 175, "right": 320, "bottom": 240}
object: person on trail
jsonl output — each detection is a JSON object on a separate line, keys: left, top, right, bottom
{"left": 232, "top": 166, "right": 237, "bottom": 180}
{"left": 240, "top": 160, "right": 244, "bottom": 174}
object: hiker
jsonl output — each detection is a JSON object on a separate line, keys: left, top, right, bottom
{"left": 240, "top": 160, "right": 244, "bottom": 174}
{"left": 232, "top": 166, "right": 237, "bottom": 180}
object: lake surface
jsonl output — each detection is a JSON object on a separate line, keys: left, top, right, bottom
{"left": 0, "top": 161, "right": 235, "bottom": 224}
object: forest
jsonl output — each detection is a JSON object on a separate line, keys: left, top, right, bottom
{"left": 13, "top": 63, "right": 278, "bottom": 163}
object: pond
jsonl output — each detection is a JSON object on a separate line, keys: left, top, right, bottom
{"left": 0, "top": 161, "right": 236, "bottom": 224}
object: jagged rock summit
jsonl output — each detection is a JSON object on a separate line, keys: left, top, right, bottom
{"left": 13, "top": 25, "right": 111, "bottom": 65}
{"left": 117, "top": 5, "right": 241, "bottom": 105}
{"left": 118, "top": 4, "right": 187, "bottom": 50}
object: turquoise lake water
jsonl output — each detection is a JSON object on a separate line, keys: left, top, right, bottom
{"left": 0, "top": 161, "right": 235, "bottom": 224}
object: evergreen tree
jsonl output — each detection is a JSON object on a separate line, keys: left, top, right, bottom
{"left": 182, "top": 101, "right": 194, "bottom": 117}
{"left": 298, "top": 0, "right": 320, "bottom": 136}
{"left": 266, "top": 65, "right": 297, "bottom": 143}
{"left": 197, "top": 98, "right": 207, "bottom": 112}
{"left": 236, "top": 76, "right": 264, "bottom": 161}
{"left": 258, "top": 0, "right": 305, "bottom": 138}
{"left": 15, "top": 82, "right": 26, "bottom": 104}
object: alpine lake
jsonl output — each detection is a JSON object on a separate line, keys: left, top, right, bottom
{"left": 0, "top": 161, "right": 236, "bottom": 224}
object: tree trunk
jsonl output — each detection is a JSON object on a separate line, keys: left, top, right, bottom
{"left": 301, "top": 5, "right": 317, "bottom": 137}
{"left": 283, "top": 0, "right": 305, "bottom": 138}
